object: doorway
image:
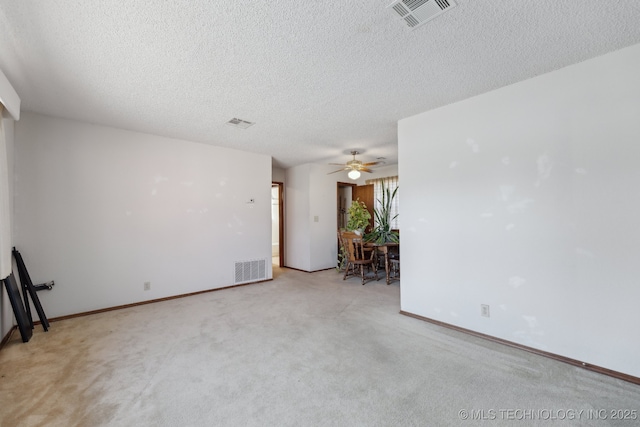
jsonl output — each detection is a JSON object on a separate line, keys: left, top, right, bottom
{"left": 337, "top": 182, "right": 374, "bottom": 232}
{"left": 272, "top": 182, "right": 284, "bottom": 267}
{"left": 353, "top": 183, "right": 374, "bottom": 233}
{"left": 337, "top": 182, "right": 355, "bottom": 230}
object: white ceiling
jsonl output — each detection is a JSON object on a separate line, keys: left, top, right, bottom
{"left": 1, "top": 1, "right": 640, "bottom": 169}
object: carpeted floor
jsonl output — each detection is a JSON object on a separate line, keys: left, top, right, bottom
{"left": 1, "top": 267, "right": 638, "bottom": 426}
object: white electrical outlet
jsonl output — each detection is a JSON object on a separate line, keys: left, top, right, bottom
{"left": 481, "top": 304, "right": 490, "bottom": 318}
{"left": 144, "top": 282, "right": 151, "bottom": 291}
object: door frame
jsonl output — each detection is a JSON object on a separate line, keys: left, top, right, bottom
{"left": 272, "top": 182, "right": 284, "bottom": 267}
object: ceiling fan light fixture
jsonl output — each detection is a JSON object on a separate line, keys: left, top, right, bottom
{"left": 327, "top": 151, "right": 379, "bottom": 177}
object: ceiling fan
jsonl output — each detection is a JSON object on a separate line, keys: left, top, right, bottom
{"left": 328, "top": 151, "right": 380, "bottom": 180}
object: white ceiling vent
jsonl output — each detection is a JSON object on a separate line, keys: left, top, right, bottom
{"left": 226, "top": 118, "right": 255, "bottom": 129}
{"left": 388, "top": 0, "right": 457, "bottom": 29}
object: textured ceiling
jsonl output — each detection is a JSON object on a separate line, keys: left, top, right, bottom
{"left": 1, "top": 1, "right": 640, "bottom": 168}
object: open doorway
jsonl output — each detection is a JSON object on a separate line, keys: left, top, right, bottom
{"left": 353, "top": 183, "right": 374, "bottom": 233}
{"left": 337, "top": 181, "right": 374, "bottom": 232}
{"left": 337, "top": 182, "right": 356, "bottom": 230}
{"left": 272, "top": 182, "right": 284, "bottom": 267}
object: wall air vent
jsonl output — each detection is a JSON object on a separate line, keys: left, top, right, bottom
{"left": 387, "top": 0, "right": 456, "bottom": 29}
{"left": 226, "top": 118, "right": 255, "bottom": 129}
{"left": 234, "top": 259, "right": 267, "bottom": 284}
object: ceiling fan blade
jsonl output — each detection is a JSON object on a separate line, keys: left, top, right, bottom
{"left": 328, "top": 151, "right": 377, "bottom": 173}
{"left": 327, "top": 168, "right": 348, "bottom": 174}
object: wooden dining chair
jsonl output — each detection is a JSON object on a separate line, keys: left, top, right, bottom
{"left": 337, "top": 230, "right": 351, "bottom": 274}
{"left": 340, "top": 231, "right": 378, "bottom": 285}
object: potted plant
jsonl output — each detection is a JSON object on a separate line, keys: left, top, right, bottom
{"left": 337, "top": 199, "right": 371, "bottom": 271}
{"left": 366, "top": 179, "right": 399, "bottom": 244}
{"left": 345, "top": 199, "right": 371, "bottom": 235}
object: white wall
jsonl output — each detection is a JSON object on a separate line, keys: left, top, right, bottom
{"left": 14, "top": 113, "right": 272, "bottom": 318}
{"left": 285, "top": 163, "right": 343, "bottom": 272}
{"left": 0, "top": 68, "right": 20, "bottom": 120}
{"left": 1, "top": 67, "right": 19, "bottom": 339}
{"left": 272, "top": 166, "right": 286, "bottom": 183}
{"left": 284, "top": 164, "right": 311, "bottom": 271}
{"left": 309, "top": 165, "right": 340, "bottom": 271}
{"left": 399, "top": 43, "right": 640, "bottom": 377}
{"left": 0, "top": 114, "right": 15, "bottom": 338}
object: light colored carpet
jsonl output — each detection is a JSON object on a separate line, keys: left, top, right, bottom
{"left": 1, "top": 267, "right": 638, "bottom": 426}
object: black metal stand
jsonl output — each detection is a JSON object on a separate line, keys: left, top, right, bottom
{"left": 34, "top": 281, "right": 55, "bottom": 292}
{"left": 12, "top": 248, "right": 51, "bottom": 332}
{"left": 2, "top": 273, "right": 33, "bottom": 343}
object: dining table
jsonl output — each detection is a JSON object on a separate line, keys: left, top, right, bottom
{"left": 366, "top": 241, "right": 399, "bottom": 285}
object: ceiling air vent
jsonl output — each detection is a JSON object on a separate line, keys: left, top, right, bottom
{"left": 388, "top": 0, "right": 456, "bottom": 29}
{"left": 226, "top": 118, "right": 255, "bottom": 129}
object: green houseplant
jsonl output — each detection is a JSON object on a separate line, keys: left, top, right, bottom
{"left": 346, "top": 199, "right": 371, "bottom": 235}
{"left": 366, "top": 179, "right": 399, "bottom": 244}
